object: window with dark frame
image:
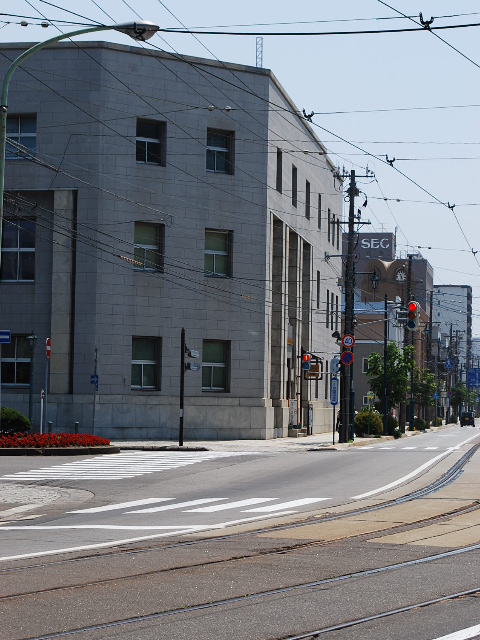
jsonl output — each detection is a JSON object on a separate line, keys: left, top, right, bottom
{"left": 0, "top": 218, "right": 35, "bottom": 282}
{"left": 136, "top": 119, "right": 166, "bottom": 166}
{"left": 327, "top": 208, "right": 331, "bottom": 242}
{"left": 330, "top": 291, "right": 335, "bottom": 330}
{"left": 276, "top": 148, "right": 282, "bottom": 192}
{"left": 202, "top": 340, "right": 229, "bottom": 392}
{"left": 1, "top": 335, "right": 31, "bottom": 386}
{"left": 316, "top": 271, "right": 320, "bottom": 310}
{"left": 292, "top": 165, "right": 297, "bottom": 208}
{"left": 134, "top": 222, "right": 164, "bottom": 272}
{"left": 326, "top": 288, "right": 330, "bottom": 327}
{"left": 131, "top": 337, "right": 160, "bottom": 390}
{"left": 362, "top": 358, "right": 369, "bottom": 374}
{"left": 6, "top": 115, "right": 36, "bottom": 159}
{"left": 204, "top": 230, "right": 232, "bottom": 278}
{"left": 206, "top": 129, "right": 234, "bottom": 174}
{"left": 318, "top": 194, "right": 322, "bottom": 229}
{"left": 305, "top": 180, "right": 310, "bottom": 219}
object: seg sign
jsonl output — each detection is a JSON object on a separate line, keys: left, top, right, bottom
{"left": 353, "top": 233, "right": 396, "bottom": 260}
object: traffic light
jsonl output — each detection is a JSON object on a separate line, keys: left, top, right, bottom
{"left": 301, "top": 353, "right": 311, "bottom": 371}
{"left": 406, "top": 300, "right": 420, "bottom": 331}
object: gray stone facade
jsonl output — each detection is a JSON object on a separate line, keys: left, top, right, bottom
{"left": 0, "top": 42, "right": 343, "bottom": 440}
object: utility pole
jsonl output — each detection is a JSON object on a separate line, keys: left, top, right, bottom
{"left": 383, "top": 294, "right": 388, "bottom": 435}
{"left": 339, "top": 170, "right": 357, "bottom": 443}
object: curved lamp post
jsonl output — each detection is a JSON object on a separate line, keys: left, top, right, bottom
{"left": 0, "top": 20, "right": 159, "bottom": 271}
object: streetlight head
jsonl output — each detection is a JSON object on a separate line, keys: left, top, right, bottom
{"left": 114, "top": 21, "right": 160, "bottom": 41}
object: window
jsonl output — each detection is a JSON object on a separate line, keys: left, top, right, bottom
{"left": 336, "top": 216, "right": 340, "bottom": 249}
{"left": 363, "top": 396, "right": 370, "bottom": 406}
{"left": 330, "top": 291, "right": 335, "bottom": 330}
{"left": 131, "top": 337, "right": 160, "bottom": 389}
{"left": 0, "top": 218, "right": 35, "bottom": 281}
{"left": 305, "top": 180, "right": 311, "bottom": 219}
{"left": 327, "top": 208, "right": 331, "bottom": 242}
{"left": 326, "top": 288, "right": 330, "bottom": 327}
{"left": 1, "top": 335, "right": 31, "bottom": 386}
{"left": 318, "top": 194, "right": 322, "bottom": 229}
{"left": 134, "top": 222, "right": 164, "bottom": 272}
{"left": 206, "top": 129, "right": 234, "bottom": 174}
{"left": 324, "top": 360, "right": 329, "bottom": 400}
{"left": 276, "top": 148, "right": 282, "bottom": 193}
{"left": 316, "top": 271, "right": 320, "bottom": 310}
{"left": 204, "top": 230, "right": 232, "bottom": 278}
{"left": 6, "top": 115, "right": 36, "bottom": 159}
{"left": 136, "top": 118, "right": 166, "bottom": 166}
{"left": 362, "top": 358, "right": 369, "bottom": 374}
{"left": 331, "top": 213, "right": 336, "bottom": 246}
{"left": 335, "top": 295, "right": 339, "bottom": 331}
{"left": 202, "top": 340, "right": 229, "bottom": 391}
{"left": 291, "top": 165, "right": 297, "bottom": 208}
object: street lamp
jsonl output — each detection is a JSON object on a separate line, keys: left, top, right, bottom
{"left": 0, "top": 20, "right": 159, "bottom": 271}
{"left": 27, "top": 331, "right": 37, "bottom": 426}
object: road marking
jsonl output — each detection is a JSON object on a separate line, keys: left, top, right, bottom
{"left": 243, "top": 498, "right": 330, "bottom": 512}
{"left": 69, "top": 498, "right": 173, "bottom": 514}
{"left": 129, "top": 499, "right": 228, "bottom": 514}
{"left": 1, "top": 451, "right": 259, "bottom": 482}
{"left": 430, "top": 624, "right": 480, "bottom": 640}
{"left": 425, "top": 446, "right": 439, "bottom": 450}
{"left": 402, "top": 446, "right": 417, "bottom": 450}
{"left": 186, "top": 498, "right": 276, "bottom": 512}
{"left": 352, "top": 432, "right": 480, "bottom": 500}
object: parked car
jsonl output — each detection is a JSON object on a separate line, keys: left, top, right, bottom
{"left": 460, "top": 411, "right": 475, "bottom": 427}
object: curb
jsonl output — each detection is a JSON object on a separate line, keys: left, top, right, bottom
{"left": 0, "top": 446, "right": 120, "bottom": 456}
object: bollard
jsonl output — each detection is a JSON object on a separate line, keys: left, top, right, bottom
{"left": 47, "top": 421, "right": 53, "bottom": 434}
{"left": 74, "top": 421, "right": 79, "bottom": 435}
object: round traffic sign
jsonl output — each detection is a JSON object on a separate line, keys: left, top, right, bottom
{"left": 341, "top": 351, "right": 354, "bottom": 366}
{"left": 447, "top": 390, "right": 452, "bottom": 397}
{"left": 45, "top": 338, "right": 51, "bottom": 359}
{"left": 341, "top": 334, "right": 355, "bottom": 348}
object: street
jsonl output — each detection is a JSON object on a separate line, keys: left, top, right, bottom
{"left": 1, "top": 425, "right": 479, "bottom": 639}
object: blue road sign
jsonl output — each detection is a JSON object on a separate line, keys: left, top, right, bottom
{"left": 90, "top": 374, "right": 99, "bottom": 390}
{"left": 330, "top": 376, "right": 339, "bottom": 406}
{"left": 444, "top": 359, "right": 454, "bottom": 370}
{"left": 433, "top": 392, "right": 439, "bottom": 400}
{"left": 0, "top": 330, "right": 11, "bottom": 344}
{"left": 467, "top": 368, "right": 480, "bottom": 388}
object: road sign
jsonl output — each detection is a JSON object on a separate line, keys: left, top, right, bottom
{"left": 90, "top": 374, "right": 99, "bottom": 390}
{"left": 444, "top": 359, "right": 454, "bottom": 370}
{"left": 331, "top": 356, "right": 340, "bottom": 374}
{"left": 341, "top": 334, "right": 355, "bottom": 348}
{"left": 447, "top": 390, "right": 452, "bottom": 398}
{"left": 186, "top": 362, "right": 200, "bottom": 371}
{"left": 433, "top": 392, "right": 439, "bottom": 400}
{"left": 306, "top": 363, "right": 320, "bottom": 379}
{"left": 330, "top": 377, "right": 339, "bottom": 406}
{"left": 46, "top": 338, "right": 51, "bottom": 359}
{"left": 0, "top": 330, "right": 11, "bottom": 344}
{"left": 340, "top": 351, "right": 354, "bottom": 366}
{"left": 467, "top": 368, "right": 480, "bottom": 388}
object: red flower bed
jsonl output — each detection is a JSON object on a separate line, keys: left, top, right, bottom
{"left": 0, "top": 433, "right": 110, "bottom": 448}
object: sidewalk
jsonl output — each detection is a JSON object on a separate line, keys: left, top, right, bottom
{"left": 112, "top": 429, "right": 421, "bottom": 453}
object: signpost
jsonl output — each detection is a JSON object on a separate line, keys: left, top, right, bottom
{"left": 330, "top": 376, "right": 339, "bottom": 445}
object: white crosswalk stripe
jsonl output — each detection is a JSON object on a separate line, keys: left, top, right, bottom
{"left": 0, "top": 451, "right": 259, "bottom": 482}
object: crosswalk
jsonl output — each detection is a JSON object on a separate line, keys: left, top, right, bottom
{"left": 0, "top": 451, "right": 261, "bottom": 482}
{"left": 359, "top": 445, "right": 441, "bottom": 451}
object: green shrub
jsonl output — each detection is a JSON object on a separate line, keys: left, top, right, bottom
{"left": 387, "top": 414, "right": 399, "bottom": 436}
{"left": 431, "top": 417, "right": 443, "bottom": 426}
{"left": 449, "top": 414, "right": 458, "bottom": 424}
{"left": 393, "top": 427, "right": 402, "bottom": 439}
{"left": 354, "top": 410, "right": 383, "bottom": 437}
{"left": 0, "top": 407, "right": 30, "bottom": 434}
{"left": 413, "top": 417, "right": 427, "bottom": 431}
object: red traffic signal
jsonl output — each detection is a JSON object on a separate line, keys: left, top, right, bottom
{"left": 301, "top": 353, "right": 311, "bottom": 371}
{"left": 406, "top": 301, "right": 420, "bottom": 331}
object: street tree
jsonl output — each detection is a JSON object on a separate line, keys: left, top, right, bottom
{"left": 366, "top": 342, "right": 415, "bottom": 412}
{"left": 413, "top": 368, "right": 436, "bottom": 422}
{"left": 451, "top": 382, "right": 466, "bottom": 417}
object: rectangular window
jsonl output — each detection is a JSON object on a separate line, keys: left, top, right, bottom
{"left": 362, "top": 358, "right": 369, "bottom": 374}
{"left": 6, "top": 115, "right": 36, "bottom": 159}
{"left": 136, "top": 119, "right": 166, "bottom": 166}
{"left": 330, "top": 291, "right": 335, "bottom": 330}
{"left": 204, "top": 230, "right": 232, "bottom": 278}
{"left": 331, "top": 213, "right": 336, "bottom": 246}
{"left": 305, "top": 180, "right": 311, "bottom": 219}
{"left": 335, "top": 295, "right": 339, "bottom": 331}
{"left": 276, "top": 148, "right": 282, "bottom": 193}
{"left": 134, "top": 222, "right": 164, "bottom": 272}
{"left": 316, "top": 271, "right": 320, "bottom": 310}
{"left": 326, "top": 288, "right": 330, "bottom": 328}
{"left": 291, "top": 165, "right": 297, "bottom": 208}
{"left": 1, "top": 335, "right": 31, "bottom": 386}
{"left": 327, "top": 208, "right": 331, "bottom": 242}
{"left": 202, "top": 340, "right": 229, "bottom": 392}
{"left": 363, "top": 395, "right": 370, "bottom": 406}
{"left": 131, "top": 337, "right": 160, "bottom": 389}
{"left": 0, "top": 218, "right": 35, "bottom": 281}
{"left": 206, "top": 129, "right": 234, "bottom": 174}
{"left": 336, "top": 216, "right": 340, "bottom": 249}
{"left": 318, "top": 194, "right": 322, "bottom": 229}
{"left": 324, "top": 360, "right": 329, "bottom": 400}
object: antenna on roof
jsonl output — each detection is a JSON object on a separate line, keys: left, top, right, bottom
{"left": 256, "top": 37, "right": 263, "bottom": 68}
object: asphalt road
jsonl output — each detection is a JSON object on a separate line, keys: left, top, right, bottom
{"left": 1, "top": 425, "right": 479, "bottom": 640}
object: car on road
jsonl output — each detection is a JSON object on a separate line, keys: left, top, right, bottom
{"left": 460, "top": 411, "right": 475, "bottom": 427}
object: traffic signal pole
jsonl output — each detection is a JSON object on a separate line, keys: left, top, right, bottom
{"left": 339, "top": 170, "right": 357, "bottom": 443}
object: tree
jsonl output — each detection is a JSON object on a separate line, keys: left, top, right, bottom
{"left": 413, "top": 369, "right": 436, "bottom": 420}
{"left": 451, "top": 382, "right": 466, "bottom": 416}
{"left": 367, "top": 342, "right": 415, "bottom": 412}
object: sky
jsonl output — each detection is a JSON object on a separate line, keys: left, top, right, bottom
{"left": 3, "top": 1, "right": 480, "bottom": 335}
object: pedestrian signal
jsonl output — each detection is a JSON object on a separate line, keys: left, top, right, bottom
{"left": 301, "top": 353, "right": 311, "bottom": 371}
{"left": 406, "top": 301, "right": 420, "bottom": 331}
